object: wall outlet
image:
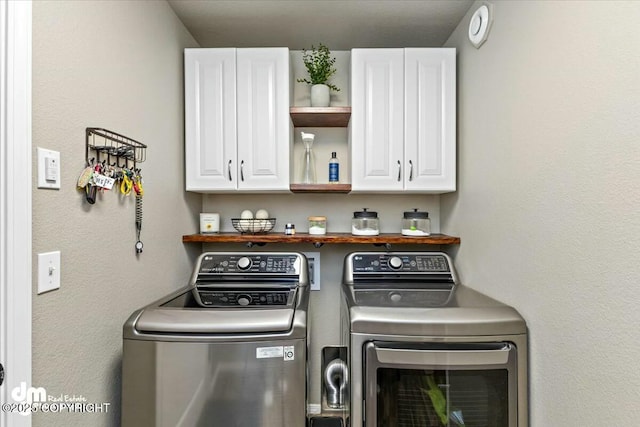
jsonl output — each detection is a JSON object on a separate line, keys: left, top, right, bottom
{"left": 303, "top": 252, "right": 321, "bottom": 291}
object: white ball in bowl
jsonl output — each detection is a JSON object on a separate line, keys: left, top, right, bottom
{"left": 255, "top": 209, "right": 269, "bottom": 219}
{"left": 238, "top": 210, "right": 254, "bottom": 232}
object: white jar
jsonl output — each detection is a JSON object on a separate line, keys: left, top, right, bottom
{"left": 308, "top": 216, "right": 327, "bottom": 235}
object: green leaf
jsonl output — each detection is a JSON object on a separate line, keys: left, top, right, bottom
{"left": 298, "top": 43, "right": 340, "bottom": 91}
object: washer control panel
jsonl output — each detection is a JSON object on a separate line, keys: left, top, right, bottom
{"left": 197, "top": 290, "right": 295, "bottom": 307}
{"left": 197, "top": 253, "right": 301, "bottom": 275}
{"left": 351, "top": 253, "right": 450, "bottom": 273}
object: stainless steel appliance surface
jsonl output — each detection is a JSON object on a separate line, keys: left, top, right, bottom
{"left": 341, "top": 252, "right": 528, "bottom": 427}
{"left": 122, "top": 252, "right": 309, "bottom": 427}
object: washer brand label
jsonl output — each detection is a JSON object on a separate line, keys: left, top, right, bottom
{"left": 255, "top": 346, "right": 295, "bottom": 361}
{"left": 256, "top": 346, "right": 283, "bottom": 359}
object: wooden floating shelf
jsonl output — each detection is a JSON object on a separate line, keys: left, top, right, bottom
{"left": 183, "top": 232, "right": 460, "bottom": 246}
{"left": 290, "top": 183, "right": 351, "bottom": 193}
{"left": 290, "top": 107, "right": 351, "bottom": 127}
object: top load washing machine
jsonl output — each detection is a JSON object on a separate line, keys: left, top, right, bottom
{"left": 341, "top": 251, "right": 528, "bottom": 427}
{"left": 122, "top": 252, "right": 309, "bottom": 427}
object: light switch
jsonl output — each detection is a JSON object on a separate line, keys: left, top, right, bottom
{"left": 37, "top": 147, "right": 61, "bottom": 189}
{"left": 38, "top": 251, "right": 60, "bottom": 294}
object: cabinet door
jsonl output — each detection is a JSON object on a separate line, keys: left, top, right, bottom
{"left": 236, "top": 48, "right": 290, "bottom": 191}
{"left": 185, "top": 48, "right": 237, "bottom": 191}
{"left": 404, "top": 48, "right": 456, "bottom": 192}
{"left": 351, "top": 49, "right": 405, "bottom": 192}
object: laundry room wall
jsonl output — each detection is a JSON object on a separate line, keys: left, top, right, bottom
{"left": 441, "top": 1, "right": 640, "bottom": 425}
{"left": 32, "top": 1, "right": 200, "bottom": 426}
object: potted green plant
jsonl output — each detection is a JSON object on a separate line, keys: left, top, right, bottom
{"left": 297, "top": 43, "right": 340, "bottom": 107}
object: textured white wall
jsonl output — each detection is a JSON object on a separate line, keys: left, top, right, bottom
{"left": 442, "top": 1, "right": 640, "bottom": 425}
{"left": 32, "top": 1, "right": 200, "bottom": 426}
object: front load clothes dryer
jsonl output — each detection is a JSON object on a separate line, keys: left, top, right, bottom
{"left": 341, "top": 252, "right": 528, "bottom": 427}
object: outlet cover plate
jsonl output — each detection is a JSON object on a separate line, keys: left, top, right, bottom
{"left": 303, "top": 252, "right": 320, "bottom": 291}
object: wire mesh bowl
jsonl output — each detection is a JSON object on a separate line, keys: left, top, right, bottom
{"left": 231, "top": 218, "right": 276, "bottom": 234}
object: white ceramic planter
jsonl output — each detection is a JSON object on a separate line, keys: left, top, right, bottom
{"left": 310, "top": 84, "right": 330, "bottom": 107}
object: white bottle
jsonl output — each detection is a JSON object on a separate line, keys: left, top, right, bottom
{"left": 329, "top": 152, "right": 339, "bottom": 183}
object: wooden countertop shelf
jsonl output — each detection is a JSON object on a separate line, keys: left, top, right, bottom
{"left": 183, "top": 232, "right": 460, "bottom": 247}
{"left": 289, "top": 183, "right": 351, "bottom": 193}
{"left": 290, "top": 107, "right": 351, "bottom": 127}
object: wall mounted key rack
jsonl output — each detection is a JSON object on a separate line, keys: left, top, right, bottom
{"left": 85, "top": 127, "right": 147, "bottom": 168}
{"left": 83, "top": 127, "right": 148, "bottom": 256}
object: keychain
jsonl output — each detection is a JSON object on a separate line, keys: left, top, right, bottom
{"left": 77, "top": 165, "right": 93, "bottom": 188}
{"left": 134, "top": 170, "right": 144, "bottom": 254}
{"left": 120, "top": 170, "right": 133, "bottom": 195}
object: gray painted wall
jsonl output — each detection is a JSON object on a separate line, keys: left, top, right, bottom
{"left": 442, "top": 1, "right": 640, "bottom": 425}
{"left": 32, "top": 1, "right": 200, "bottom": 426}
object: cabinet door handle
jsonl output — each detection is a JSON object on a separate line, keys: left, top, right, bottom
{"left": 227, "top": 160, "right": 232, "bottom": 181}
{"left": 409, "top": 160, "right": 414, "bottom": 181}
{"left": 240, "top": 160, "right": 245, "bottom": 182}
{"left": 397, "top": 160, "right": 402, "bottom": 182}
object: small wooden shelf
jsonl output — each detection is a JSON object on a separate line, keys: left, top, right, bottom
{"left": 183, "top": 232, "right": 460, "bottom": 246}
{"left": 290, "top": 107, "right": 351, "bottom": 127}
{"left": 290, "top": 183, "right": 351, "bottom": 193}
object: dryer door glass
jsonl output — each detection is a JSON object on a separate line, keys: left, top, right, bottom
{"left": 364, "top": 342, "right": 517, "bottom": 427}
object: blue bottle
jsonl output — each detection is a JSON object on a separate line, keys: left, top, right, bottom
{"left": 329, "top": 152, "right": 339, "bottom": 183}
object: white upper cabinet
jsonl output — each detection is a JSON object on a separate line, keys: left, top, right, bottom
{"left": 351, "top": 49, "right": 405, "bottom": 191}
{"left": 351, "top": 48, "right": 456, "bottom": 193}
{"left": 185, "top": 48, "right": 290, "bottom": 192}
{"left": 185, "top": 48, "right": 236, "bottom": 191}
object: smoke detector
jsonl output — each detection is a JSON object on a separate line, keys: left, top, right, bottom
{"left": 468, "top": 2, "right": 493, "bottom": 48}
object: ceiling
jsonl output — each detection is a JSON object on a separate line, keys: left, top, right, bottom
{"left": 168, "top": 0, "right": 474, "bottom": 50}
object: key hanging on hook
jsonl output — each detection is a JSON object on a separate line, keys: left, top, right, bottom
{"left": 134, "top": 169, "right": 144, "bottom": 254}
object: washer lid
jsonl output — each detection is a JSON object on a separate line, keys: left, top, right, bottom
{"left": 134, "top": 289, "right": 295, "bottom": 334}
{"left": 135, "top": 307, "right": 295, "bottom": 334}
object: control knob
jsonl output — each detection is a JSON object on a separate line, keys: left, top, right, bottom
{"left": 237, "top": 295, "right": 252, "bottom": 306}
{"left": 236, "top": 257, "right": 252, "bottom": 270}
{"left": 388, "top": 256, "right": 403, "bottom": 270}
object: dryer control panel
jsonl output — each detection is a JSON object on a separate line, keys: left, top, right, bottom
{"left": 351, "top": 254, "right": 450, "bottom": 273}
{"left": 343, "top": 252, "right": 458, "bottom": 285}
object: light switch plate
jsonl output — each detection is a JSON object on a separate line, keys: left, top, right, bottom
{"left": 37, "top": 147, "right": 61, "bottom": 189}
{"left": 38, "top": 251, "right": 61, "bottom": 294}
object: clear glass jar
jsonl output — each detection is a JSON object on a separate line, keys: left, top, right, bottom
{"left": 401, "top": 209, "right": 431, "bottom": 236}
{"left": 308, "top": 216, "right": 327, "bottom": 235}
{"left": 352, "top": 208, "right": 379, "bottom": 236}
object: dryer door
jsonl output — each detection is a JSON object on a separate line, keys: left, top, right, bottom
{"left": 363, "top": 341, "right": 517, "bottom": 427}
